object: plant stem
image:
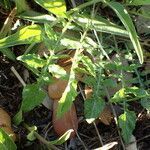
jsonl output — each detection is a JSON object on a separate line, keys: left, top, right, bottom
{"left": 24, "top": 123, "right": 60, "bottom": 150}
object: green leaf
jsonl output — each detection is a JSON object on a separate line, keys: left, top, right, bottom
{"left": 0, "top": 128, "right": 17, "bottom": 150}
{"left": 141, "top": 98, "right": 150, "bottom": 111}
{"left": 13, "top": 110, "right": 23, "bottom": 126}
{"left": 27, "top": 126, "right": 37, "bottom": 141}
{"left": 50, "top": 129, "right": 73, "bottom": 145}
{"left": 15, "top": 0, "right": 30, "bottom": 13}
{"left": 81, "top": 55, "right": 96, "bottom": 77}
{"left": 126, "top": 0, "right": 150, "bottom": 5}
{"left": 73, "top": 14, "right": 129, "bottom": 37}
{"left": 21, "top": 83, "right": 46, "bottom": 112}
{"left": 57, "top": 79, "right": 78, "bottom": 118}
{"left": 0, "top": 25, "right": 42, "bottom": 49}
{"left": 44, "top": 23, "right": 59, "bottom": 50}
{"left": 48, "top": 64, "right": 67, "bottom": 78}
{"left": 18, "top": 10, "right": 57, "bottom": 23}
{"left": 0, "top": 48, "right": 16, "bottom": 61}
{"left": 111, "top": 87, "right": 149, "bottom": 103}
{"left": 56, "top": 51, "right": 79, "bottom": 117}
{"left": 118, "top": 110, "right": 136, "bottom": 144}
{"left": 35, "top": 0, "right": 66, "bottom": 17}
{"left": 84, "top": 97, "right": 105, "bottom": 124}
{"left": 106, "top": 1, "right": 143, "bottom": 64}
{"left": 17, "top": 54, "right": 46, "bottom": 69}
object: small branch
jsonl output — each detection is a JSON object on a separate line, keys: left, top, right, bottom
{"left": 104, "top": 86, "right": 126, "bottom": 150}
{"left": 11, "top": 66, "right": 26, "bottom": 87}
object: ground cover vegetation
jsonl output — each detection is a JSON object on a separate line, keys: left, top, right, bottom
{"left": 0, "top": 0, "right": 150, "bottom": 149}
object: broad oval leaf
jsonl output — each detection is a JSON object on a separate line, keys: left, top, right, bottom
{"left": 0, "top": 128, "right": 17, "bottom": 150}
{"left": 106, "top": 2, "right": 143, "bottom": 64}
{"left": 118, "top": 110, "right": 136, "bottom": 144}
{"left": 0, "top": 25, "right": 42, "bottom": 49}
{"left": 35, "top": 0, "right": 66, "bottom": 17}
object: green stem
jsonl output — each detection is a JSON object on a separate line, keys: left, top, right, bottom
{"left": 23, "top": 123, "right": 60, "bottom": 150}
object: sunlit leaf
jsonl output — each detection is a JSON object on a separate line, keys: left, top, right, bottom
{"left": 27, "top": 126, "right": 37, "bottom": 141}
{"left": 17, "top": 54, "right": 46, "bottom": 69}
{"left": 35, "top": 0, "right": 66, "bottom": 17}
{"left": 50, "top": 129, "right": 73, "bottom": 145}
{"left": 118, "top": 110, "right": 136, "bottom": 143}
{"left": 73, "top": 14, "right": 129, "bottom": 37}
{"left": 0, "top": 128, "right": 17, "bottom": 150}
{"left": 19, "top": 10, "right": 57, "bottom": 23}
{"left": 48, "top": 64, "right": 67, "bottom": 78}
{"left": 111, "top": 87, "right": 149, "bottom": 103}
{"left": 0, "top": 25, "right": 42, "bottom": 49}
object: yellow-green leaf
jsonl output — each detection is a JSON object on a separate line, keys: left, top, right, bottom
{"left": 35, "top": 0, "right": 66, "bottom": 17}
{"left": 0, "top": 25, "right": 42, "bottom": 49}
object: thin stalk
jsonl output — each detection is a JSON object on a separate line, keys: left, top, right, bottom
{"left": 104, "top": 86, "right": 126, "bottom": 150}
{"left": 78, "top": 85, "right": 104, "bottom": 147}
{"left": 24, "top": 123, "right": 60, "bottom": 150}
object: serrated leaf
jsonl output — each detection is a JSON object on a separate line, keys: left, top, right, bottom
{"left": 35, "top": 0, "right": 66, "bottom": 17}
{"left": 17, "top": 54, "right": 46, "bottom": 69}
{"left": 81, "top": 55, "right": 96, "bottom": 77}
{"left": 118, "top": 110, "right": 136, "bottom": 144}
{"left": 84, "top": 97, "right": 105, "bottom": 124}
{"left": 48, "top": 64, "right": 67, "bottom": 78}
{"left": 0, "top": 25, "right": 42, "bottom": 49}
{"left": 21, "top": 83, "right": 46, "bottom": 112}
{"left": 50, "top": 129, "right": 73, "bottom": 145}
{"left": 0, "top": 128, "right": 17, "bottom": 150}
{"left": 111, "top": 87, "right": 149, "bottom": 103}
{"left": 106, "top": 1, "right": 143, "bottom": 64}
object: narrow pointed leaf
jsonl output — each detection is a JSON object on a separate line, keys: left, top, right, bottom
{"left": 106, "top": 2, "right": 143, "bottom": 64}
{"left": 50, "top": 129, "right": 73, "bottom": 145}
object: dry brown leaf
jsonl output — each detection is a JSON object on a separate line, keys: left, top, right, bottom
{"left": 52, "top": 100, "right": 78, "bottom": 138}
{"left": 0, "top": 108, "right": 16, "bottom": 141}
